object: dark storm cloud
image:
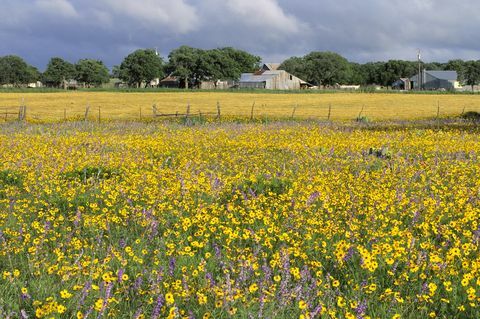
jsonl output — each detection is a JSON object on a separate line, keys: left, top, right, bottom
{"left": 1, "top": 0, "right": 479, "bottom": 70}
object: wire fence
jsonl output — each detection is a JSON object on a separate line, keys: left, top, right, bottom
{"left": 0, "top": 101, "right": 479, "bottom": 124}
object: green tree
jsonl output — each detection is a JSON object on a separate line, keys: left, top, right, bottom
{"left": 42, "top": 57, "right": 76, "bottom": 88}
{"left": 167, "top": 46, "right": 261, "bottom": 88}
{"left": 380, "top": 60, "right": 416, "bottom": 86}
{"left": 0, "top": 55, "right": 32, "bottom": 86}
{"left": 444, "top": 59, "right": 466, "bottom": 83}
{"left": 279, "top": 56, "right": 308, "bottom": 81}
{"left": 119, "top": 49, "right": 164, "bottom": 88}
{"left": 303, "top": 51, "right": 350, "bottom": 86}
{"left": 361, "top": 62, "right": 385, "bottom": 85}
{"left": 346, "top": 62, "right": 367, "bottom": 85}
{"left": 219, "top": 47, "right": 261, "bottom": 76}
{"left": 75, "top": 59, "right": 110, "bottom": 87}
{"left": 463, "top": 60, "right": 480, "bottom": 91}
{"left": 166, "top": 46, "right": 202, "bottom": 89}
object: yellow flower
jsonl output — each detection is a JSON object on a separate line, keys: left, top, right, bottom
{"left": 248, "top": 283, "right": 258, "bottom": 293}
{"left": 165, "top": 292, "right": 175, "bottom": 305}
{"left": 57, "top": 304, "right": 66, "bottom": 314}
{"left": 299, "top": 300, "right": 307, "bottom": 310}
{"left": 60, "top": 289, "right": 72, "bottom": 299}
{"left": 77, "top": 311, "right": 84, "bottom": 319}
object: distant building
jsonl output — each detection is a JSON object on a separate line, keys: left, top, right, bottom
{"left": 409, "top": 70, "right": 460, "bottom": 90}
{"left": 158, "top": 75, "right": 181, "bottom": 88}
{"left": 392, "top": 78, "right": 412, "bottom": 91}
{"left": 239, "top": 63, "right": 312, "bottom": 90}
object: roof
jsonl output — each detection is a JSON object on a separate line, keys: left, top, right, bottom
{"left": 426, "top": 70, "right": 457, "bottom": 81}
{"left": 262, "top": 63, "right": 281, "bottom": 71}
{"left": 410, "top": 70, "right": 457, "bottom": 82}
{"left": 240, "top": 70, "right": 313, "bottom": 86}
{"left": 240, "top": 70, "right": 284, "bottom": 83}
{"left": 160, "top": 75, "right": 179, "bottom": 82}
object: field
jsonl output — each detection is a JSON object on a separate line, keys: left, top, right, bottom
{"left": 0, "top": 119, "right": 479, "bottom": 318}
{"left": 1, "top": 91, "right": 480, "bottom": 121}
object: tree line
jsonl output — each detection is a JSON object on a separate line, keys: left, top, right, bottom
{"left": 279, "top": 52, "right": 480, "bottom": 88}
{"left": 1, "top": 47, "right": 480, "bottom": 89}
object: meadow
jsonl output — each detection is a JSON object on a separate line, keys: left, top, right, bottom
{"left": 0, "top": 118, "right": 479, "bottom": 318}
{"left": 1, "top": 91, "right": 480, "bottom": 121}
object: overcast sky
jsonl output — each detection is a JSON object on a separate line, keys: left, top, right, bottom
{"left": 1, "top": 0, "right": 479, "bottom": 70}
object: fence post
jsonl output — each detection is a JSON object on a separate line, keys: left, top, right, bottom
{"left": 152, "top": 104, "right": 158, "bottom": 117}
{"left": 98, "top": 106, "right": 101, "bottom": 123}
{"left": 5, "top": 109, "right": 7, "bottom": 121}
{"left": 291, "top": 103, "right": 297, "bottom": 119}
{"left": 358, "top": 105, "right": 365, "bottom": 119}
{"left": 22, "top": 105, "right": 26, "bottom": 121}
{"left": 327, "top": 103, "right": 332, "bottom": 121}
{"left": 216, "top": 101, "right": 221, "bottom": 121}
{"left": 84, "top": 104, "right": 90, "bottom": 121}
{"left": 185, "top": 103, "right": 190, "bottom": 118}
{"left": 250, "top": 101, "right": 255, "bottom": 121}
{"left": 18, "top": 105, "right": 23, "bottom": 121}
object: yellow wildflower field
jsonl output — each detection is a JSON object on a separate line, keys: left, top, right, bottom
{"left": 0, "top": 91, "right": 479, "bottom": 121}
{"left": 0, "top": 121, "right": 479, "bottom": 318}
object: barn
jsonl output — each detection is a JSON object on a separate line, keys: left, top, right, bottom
{"left": 239, "top": 63, "right": 312, "bottom": 90}
{"left": 410, "top": 70, "right": 461, "bottom": 90}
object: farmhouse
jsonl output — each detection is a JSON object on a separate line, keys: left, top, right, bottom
{"left": 410, "top": 70, "right": 461, "bottom": 91}
{"left": 392, "top": 78, "right": 412, "bottom": 91}
{"left": 239, "top": 64, "right": 312, "bottom": 90}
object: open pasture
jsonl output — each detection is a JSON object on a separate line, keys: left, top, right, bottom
{"left": 0, "top": 120, "right": 479, "bottom": 318}
{"left": 1, "top": 91, "right": 480, "bottom": 121}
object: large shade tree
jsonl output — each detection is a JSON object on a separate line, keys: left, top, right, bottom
{"left": 75, "top": 59, "right": 110, "bottom": 87}
{"left": 42, "top": 57, "right": 76, "bottom": 88}
{"left": 0, "top": 55, "right": 38, "bottom": 86}
{"left": 167, "top": 46, "right": 260, "bottom": 88}
{"left": 118, "top": 49, "right": 164, "bottom": 88}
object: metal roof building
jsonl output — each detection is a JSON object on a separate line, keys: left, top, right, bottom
{"left": 410, "top": 70, "right": 460, "bottom": 90}
{"left": 239, "top": 64, "right": 312, "bottom": 90}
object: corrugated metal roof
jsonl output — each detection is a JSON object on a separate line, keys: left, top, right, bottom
{"left": 427, "top": 70, "right": 457, "bottom": 81}
{"left": 240, "top": 71, "right": 283, "bottom": 82}
{"left": 410, "top": 70, "right": 457, "bottom": 81}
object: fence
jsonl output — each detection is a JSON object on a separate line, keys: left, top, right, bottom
{"left": 0, "top": 100, "right": 478, "bottom": 124}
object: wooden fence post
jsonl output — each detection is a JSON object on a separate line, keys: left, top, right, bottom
{"left": 152, "top": 104, "right": 158, "bottom": 117}
{"left": 22, "top": 105, "right": 26, "bottom": 121}
{"left": 84, "top": 104, "right": 90, "bottom": 121}
{"left": 98, "top": 106, "right": 101, "bottom": 123}
{"left": 327, "top": 103, "right": 332, "bottom": 121}
{"left": 250, "top": 101, "right": 255, "bottom": 121}
{"left": 216, "top": 101, "right": 221, "bottom": 121}
{"left": 185, "top": 103, "right": 190, "bottom": 118}
{"left": 358, "top": 105, "right": 365, "bottom": 119}
{"left": 291, "top": 103, "right": 297, "bottom": 119}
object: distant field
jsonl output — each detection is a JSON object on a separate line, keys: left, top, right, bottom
{"left": 1, "top": 91, "right": 479, "bottom": 121}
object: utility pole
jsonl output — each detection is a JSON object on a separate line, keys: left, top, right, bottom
{"left": 417, "top": 49, "right": 422, "bottom": 90}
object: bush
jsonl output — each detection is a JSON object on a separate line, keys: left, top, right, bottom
{"left": 461, "top": 111, "right": 480, "bottom": 121}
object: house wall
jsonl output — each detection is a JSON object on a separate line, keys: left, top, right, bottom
{"left": 239, "top": 82, "right": 266, "bottom": 89}
{"left": 266, "top": 72, "right": 302, "bottom": 90}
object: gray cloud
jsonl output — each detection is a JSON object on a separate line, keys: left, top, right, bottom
{"left": 1, "top": 0, "right": 479, "bottom": 70}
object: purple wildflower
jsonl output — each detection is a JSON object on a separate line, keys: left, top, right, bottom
{"left": 151, "top": 295, "right": 165, "bottom": 319}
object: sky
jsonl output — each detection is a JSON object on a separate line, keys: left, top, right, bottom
{"left": 1, "top": 0, "right": 479, "bottom": 70}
